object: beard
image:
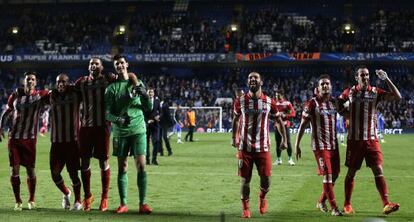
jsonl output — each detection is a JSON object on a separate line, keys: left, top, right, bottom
{"left": 249, "top": 84, "right": 259, "bottom": 93}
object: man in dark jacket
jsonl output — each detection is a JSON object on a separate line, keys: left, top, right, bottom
{"left": 159, "top": 98, "right": 174, "bottom": 156}
{"left": 144, "top": 88, "right": 161, "bottom": 165}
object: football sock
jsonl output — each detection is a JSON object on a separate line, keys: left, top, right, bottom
{"left": 318, "top": 189, "right": 327, "bottom": 203}
{"left": 118, "top": 171, "right": 128, "bottom": 205}
{"left": 323, "top": 183, "right": 337, "bottom": 209}
{"left": 73, "top": 182, "right": 82, "bottom": 203}
{"left": 81, "top": 168, "right": 91, "bottom": 198}
{"left": 11, "top": 176, "right": 22, "bottom": 203}
{"left": 101, "top": 167, "right": 110, "bottom": 199}
{"left": 27, "top": 177, "right": 36, "bottom": 202}
{"left": 276, "top": 146, "right": 282, "bottom": 158}
{"left": 259, "top": 187, "right": 269, "bottom": 199}
{"left": 374, "top": 176, "right": 389, "bottom": 206}
{"left": 137, "top": 171, "right": 147, "bottom": 205}
{"left": 69, "top": 170, "right": 81, "bottom": 202}
{"left": 287, "top": 145, "right": 292, "bottom": 157}
{"left": 241, "top": 198, "right": 249, "bottom": 210}
{"left": 344, "top": 176, "right": 354, "bottom": 206}
{"left": 55, "top": 179, "right": 70, "bottom": 195}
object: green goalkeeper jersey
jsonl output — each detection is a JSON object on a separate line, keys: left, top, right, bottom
{"left": 105, "top": 79, "right": 152, "bottom": 137}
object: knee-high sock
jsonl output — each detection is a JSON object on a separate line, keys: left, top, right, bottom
{"left": 101, "top": 168, "right": 110, "bottom": 199}
{"left": 54, "top": 179, "right": 70, "bottom": 195}
{"left": 72, "top": 182, "right": 81, "bottom": 203}
{"left": 344, "top": 176, "right": 354, "bottom": 206}
{"left": 27, "top": 177, "right": 36, "bottom": 202}
{"left": 69, "top": 171, "right": 81, "bottom": 203}
{"left": 118, "top": 171, "right": 128, "bottom": 205}
{"left": 241, "top": 198, "right": 249, "bottom": 210}
{"left": 323, "top": 183, "right": 337, "bottom": 209}
{"left": 319, "top": 180, "right": 336, "bottom": 204}
{"left": 137, "top": 171, "right": 147, "bottom": 205}
{"left": 318, "top": 190, "right": 327, "bottom": 203}
{"left": 11, "top": 176, "right": 22, "bottom": 203}
{"left": 375, "top": 176, "right": 389, "bottom": 206}
{"left": 259, "top": 186, "right": 269, "bottom": 199}
{"left": 81, "top": 168, "right": 91, "bottom": 198}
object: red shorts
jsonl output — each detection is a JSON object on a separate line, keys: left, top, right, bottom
{"left": 8, "top": 139, "right": 37, "bottom": 168}
{"left": 313, "top": 149, "right": 340, "bottom": 176}
{"left": 238, "top": 150, "right": 271, "bottom": 179}
{"left": 78, "top": 126, "right": 110, "bottom": 160}
{"left": 345, "top": 140, "right": 383, "bottom": 169}
{"left": 50, "top": 141, "right": 80, "bottom": 172}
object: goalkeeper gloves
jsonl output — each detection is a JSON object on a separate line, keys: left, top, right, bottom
{"left": 131, "top": 84, "right": 149, "bottom": 99}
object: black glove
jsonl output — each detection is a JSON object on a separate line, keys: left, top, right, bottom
{"left": 132, "top": 84, "right": 149, "bottom": 99}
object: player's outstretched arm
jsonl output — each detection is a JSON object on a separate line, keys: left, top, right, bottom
{"left": 376, "top": 69, "right": 402, "bottom": 102}
{"left": 295, "top": 118, "right": 310, "bottom": 161}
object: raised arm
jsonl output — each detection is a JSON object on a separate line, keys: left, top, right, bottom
{"left": 376, "top": 69, "right": 402, "bottom": 102}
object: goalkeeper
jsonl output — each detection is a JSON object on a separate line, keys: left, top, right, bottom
{"left": 105, "top": 54, "right": 153, "bottom": 214}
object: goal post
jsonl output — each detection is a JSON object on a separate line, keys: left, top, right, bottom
{"left": 169, "top": 106, "right": 223, "bottom": 132}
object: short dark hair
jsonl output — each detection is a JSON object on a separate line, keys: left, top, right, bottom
{"left": 276, "top": 89, "right": 284, "bottom": 94}
{"left": 90, "top": 57, "right": 102, "bottom": 62}
{"left": 317, "top": 74, "right": 331, "bottom": 82}
{"left": 113, "top": 54, "right": 127, "bottom": 61}
{"left": 24, "top": 71, "right": 37, "bottom": 77}
{"left": 355, "top": 65, "right": 369, "bottom": 76}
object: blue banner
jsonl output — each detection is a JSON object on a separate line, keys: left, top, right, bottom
{"left": 0, "top": 54, "right": 225, "bottom": 63}
{"left": 2, "top": 53, "right": 414, "bottom": 63}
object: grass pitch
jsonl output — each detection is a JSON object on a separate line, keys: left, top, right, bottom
{"left": 0, "top": 133, "right": 413, "bottom": 222}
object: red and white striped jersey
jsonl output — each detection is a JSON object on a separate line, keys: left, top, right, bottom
{"left": 233, "top": 93, "right": 279, "bottom": 152}
{"left": 339, "top": 85, "right": 386, "bottom": 141}
{"left": 302, "top": 97, "right": 338, "bottom": 151}
{"left": 75, "top": 75, "right": 113, "bottom": 127}
{"left": 275, "top": 99, "right": 296, "bottom": 127}
{"left": 47, "top": 89, "right": 80, "bottom": 143}
{"left": 6, "top": 89, "right": 48, "bottom": 139}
